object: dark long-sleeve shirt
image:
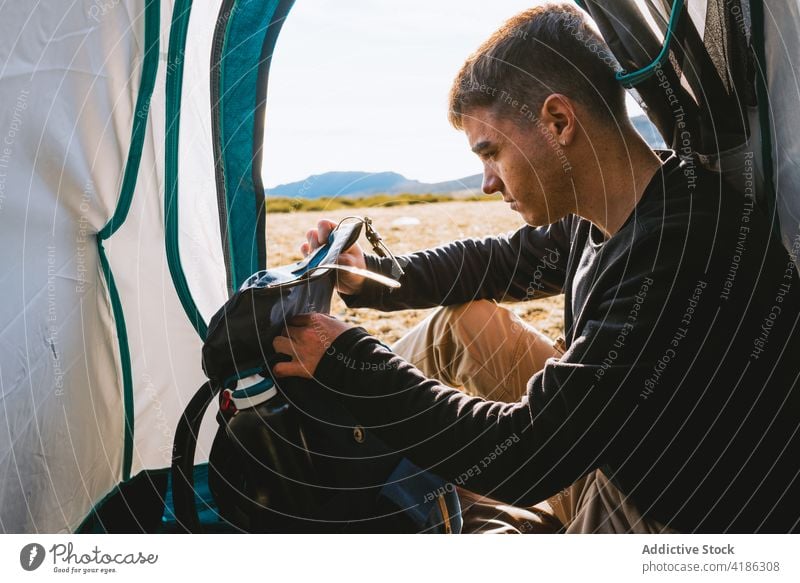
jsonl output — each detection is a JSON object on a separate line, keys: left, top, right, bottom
{"left": 315, "top": 153, "right": 800, "bottom": 532}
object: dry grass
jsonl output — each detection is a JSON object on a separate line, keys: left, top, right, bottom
{"left": 265, "top": 192, "right": 482, "bottom": 213}
{"left": 266, "top": 199, "right": 565, "bottom": 344}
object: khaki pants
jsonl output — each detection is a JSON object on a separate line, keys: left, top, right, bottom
{"left": 392, "top": 300, "right": 676, "bottom": 534}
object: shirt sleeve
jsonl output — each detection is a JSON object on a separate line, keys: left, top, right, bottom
{"left": 314, "top": 327, "right": 583, "bottom": 506}
{"left": 341, "top": 219, "right": 573, "bottom": 311}
{"left": 314, "top": 227, "right": 709, "bottom": 507}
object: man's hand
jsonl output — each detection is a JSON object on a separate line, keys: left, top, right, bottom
{"left": 272, "top": 313, "right": 354, "bottom": 380}
{"left": 302, "top": 219, "right": 367, "bottom": 296}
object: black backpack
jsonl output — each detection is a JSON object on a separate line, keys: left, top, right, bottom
{"left": 171, "top": 217, "right": 462, "bottom": 533}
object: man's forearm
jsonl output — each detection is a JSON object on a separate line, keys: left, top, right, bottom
{"left": 342, "top": 225, "right": 570, "bottom": 311}
{"left": 314, "top": 327, "right": 579, "bottom": 506}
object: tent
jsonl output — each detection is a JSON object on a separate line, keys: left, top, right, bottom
{"left": 578, "top": 0, "right": 800, "bottom": 265}
{"left": 0, "top": 0, "right": 797, "bottom": 533}
{"left": 0, "top": 0, "right": 292, "bottom": 533}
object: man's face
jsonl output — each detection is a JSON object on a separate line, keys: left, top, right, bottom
{"left": 462, "top": 106, "right": 574, "bottom": 227}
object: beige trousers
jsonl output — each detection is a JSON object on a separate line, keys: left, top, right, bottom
{"left": 392, "top": 300, "right": 676, "bottom": 534}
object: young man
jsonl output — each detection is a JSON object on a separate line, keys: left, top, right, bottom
{"left": 273, "top": 4, "right": 800, "bottom": 532}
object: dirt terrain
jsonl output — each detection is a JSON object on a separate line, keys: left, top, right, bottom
{"left": 266, "top": 199, "right": 565, "bottom": 344}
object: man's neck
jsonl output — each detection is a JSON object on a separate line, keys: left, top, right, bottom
{"left": 575, "top": 133, "right": 664, "bottom": 239}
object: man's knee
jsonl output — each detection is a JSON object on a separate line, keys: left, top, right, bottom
{"left": 430, "top": 300, "right": 505, "bottom": 341}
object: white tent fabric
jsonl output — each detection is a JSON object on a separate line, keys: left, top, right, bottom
{"left": 0, "top": 1, "right": 227, "bottom": 532}
{"left": 2, "top": 0, "right": 797, "bottom": 535}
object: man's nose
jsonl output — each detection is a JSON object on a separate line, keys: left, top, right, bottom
{"left": 482, "top": 167, "right": 503, "bottom": 195}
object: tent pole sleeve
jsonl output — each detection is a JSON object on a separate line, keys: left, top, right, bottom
{"left": 216, "top": 0, "right": 295, "bottom": 290}
{"left": 210, "top": 0, "right": 237, "bottom": 295}
{"left": 615, "top": 0, "right": 685, "bottom": 88}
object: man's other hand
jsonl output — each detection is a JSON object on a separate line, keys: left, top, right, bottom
{"left": 272, "top": 313, "right": 354, "bottom": 380}
{"left": 301, "top": 219, "right": 368, "bottom": 296}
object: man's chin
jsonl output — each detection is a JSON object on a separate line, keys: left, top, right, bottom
{"left": 522, "top": 213, "right": 557, "bottom": 228}
{"left": 508, "top": 201, "right": 551, "bottom": 226}
{"left": 520, "top": 211, "right": 544, "bottom": 227}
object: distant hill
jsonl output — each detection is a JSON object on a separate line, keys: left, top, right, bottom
{"left": 266, "top": 171, "right": 482, "bottom": 199}
{"left": 266, "top": 115, "right": 665, "bottom": 199}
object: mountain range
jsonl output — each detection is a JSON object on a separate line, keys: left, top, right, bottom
{"left": 265, "top": 171, "right": 483, "bottom": 199}
{"left": 265, "top": 115, "right": 665, "bottom": 199}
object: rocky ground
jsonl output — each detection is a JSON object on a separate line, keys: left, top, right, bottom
{"left": 266, "top": 199, "right": 565, "bottom": 344}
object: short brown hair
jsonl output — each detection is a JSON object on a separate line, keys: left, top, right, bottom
{"left": 448, "top": 3, "right": 626, "bottom": 129}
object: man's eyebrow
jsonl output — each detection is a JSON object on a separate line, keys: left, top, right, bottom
{"left": 471, "top": 140, "right": 493, "bottom": 154}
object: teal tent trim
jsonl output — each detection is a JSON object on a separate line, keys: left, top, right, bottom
{"left": 96, "top": 0, "right": 160, "bottom": 483}
{"left": 213, "top": 0, "right": 295, "bottom": 291}
{"left": 750, "top": 0, "right": 778, "bottom": 235}
{"left": 96, "top": 245, "right": 135, "bottom": 483}
{"left": 165, "top": 0, "right": 208, "bottom": 338}
{"left": 614, "top": 0, "right": 685, "bottom": 88}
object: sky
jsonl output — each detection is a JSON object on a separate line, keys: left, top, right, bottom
{"left": 262, "top": 1, "right": 643, "bottom": 188}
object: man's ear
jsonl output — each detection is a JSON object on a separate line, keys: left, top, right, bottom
{"left": 539, "top": 94, "right": 576, "bottom": 147}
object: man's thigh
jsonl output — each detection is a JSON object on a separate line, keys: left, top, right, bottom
{"left": 392, "top": 300, "right": 561, "bottom": 402}
{"left": 392, "top": 301, "right": 566, "bottom": 532}
{"left": 565, "top": 470, "right": 677, "bottom": 533}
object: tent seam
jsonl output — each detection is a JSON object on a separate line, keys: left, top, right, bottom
{"left": 95, "top": 0, "right": 161, "bottom": 489}
{"left": 165, "top": 0, "right": 208, "bottom": 338}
